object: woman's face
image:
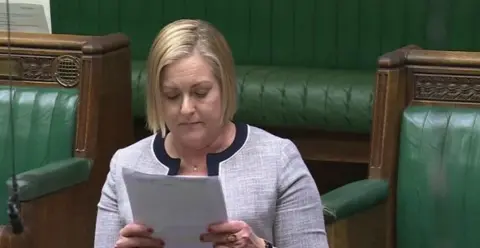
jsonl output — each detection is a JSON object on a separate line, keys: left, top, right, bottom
{"left": 161, "top": 50, "right": 224, "bottom": 148}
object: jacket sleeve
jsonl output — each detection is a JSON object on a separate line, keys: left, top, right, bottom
{"left": 94, "top": 151, "right": 124, "bottom": 248}
{"left": 272, "top": 139, "right": 329, "bottom": 248}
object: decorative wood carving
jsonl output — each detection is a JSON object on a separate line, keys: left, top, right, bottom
{"left": 414, "top": 74, "right": 480, "bottom": 102}
{"left": 0, "top": 55, "right": 82, "bottom": 87}
{"left": 20, "top": 57, "right": 55, "bottom": 81}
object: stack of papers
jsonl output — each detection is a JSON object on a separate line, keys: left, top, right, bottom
{"left": 122, "top": 168, "right": 229, "bottom": 248}
{"left": 0, "top": 0, "right": 51, "bottom": 33}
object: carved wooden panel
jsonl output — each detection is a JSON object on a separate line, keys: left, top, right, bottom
{"left": 20, "top": 57, "right": 55, "bottom": 81}
{"left": 0, "top": 55, "right": 81, "bottom": 88}
{"left": 414, "top": 74, "right": 480, "bottom": 102}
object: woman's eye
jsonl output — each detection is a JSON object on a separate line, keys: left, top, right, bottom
{"left": 195, "top": 91, "right": 208, "bottom": 98}
{"left": 165, "top": 94, "right": 179, "bottom": 100}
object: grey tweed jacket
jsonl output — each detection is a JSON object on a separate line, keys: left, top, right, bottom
{"left": 94, "top": 123, "right": 329, "bottom": 248}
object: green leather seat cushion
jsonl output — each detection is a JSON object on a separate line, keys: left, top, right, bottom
{"left": 0, "top": 86, "right": 79, "bottom": 224}
{"left": 132, "top": 61, "right": 374, "bottom": 134}
{"left": 396, "top": 106, "right": 480, "bottom": 247}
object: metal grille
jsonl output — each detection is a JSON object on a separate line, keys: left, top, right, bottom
{"left": 54, "top": 55, "right": 81, "bottom": 87}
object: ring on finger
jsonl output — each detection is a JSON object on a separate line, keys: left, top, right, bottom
{"left": 226, "top": 234, "right": 237, "bottom": 243}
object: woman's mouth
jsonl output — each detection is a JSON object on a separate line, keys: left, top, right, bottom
{"left": 179, "top": 121, "right": 202, "bottom": 126}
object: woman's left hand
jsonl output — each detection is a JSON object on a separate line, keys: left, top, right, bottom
{"left": 200, "top": 220, "right": 266, "bottom": 248}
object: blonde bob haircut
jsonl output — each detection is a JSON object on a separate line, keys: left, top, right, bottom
{"left": 146, "top": 19, "right": 237, "bottom": 137}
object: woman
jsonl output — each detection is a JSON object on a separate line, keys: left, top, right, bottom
{"left": 94, "top": 19, "right": 328, "bottom": 248}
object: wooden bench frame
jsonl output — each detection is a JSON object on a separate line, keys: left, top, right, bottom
{"left": 0, "top": 32, "right": 134, "bottom": 248}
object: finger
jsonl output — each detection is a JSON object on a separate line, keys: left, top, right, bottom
{"left": 213, "top": 245, "right": 230, "bottom": 248}
{"left": 120, "top": 223, "right": 154, "bottom": 238}
{"left": 208, "top": 220, "right": 245, "bottom": 233}
{"left": 200, "top": 232, "right": 238, "bottom": 243}
{"left": 213, "top": 239, "right": 244, "bottom": 248}
{"left": 115, "top": 237, "right": 164, "bottom": 248}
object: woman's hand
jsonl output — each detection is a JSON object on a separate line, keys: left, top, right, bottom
{"left": 200, "top": 220, "right": 266, "bottom": 248}
{"left": 115, "top": 223, "right": 164, "bottom": 248}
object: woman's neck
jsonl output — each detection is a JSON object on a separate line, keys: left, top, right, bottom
{"left": 167, "top": 122, "right": 235, "bottom": 161}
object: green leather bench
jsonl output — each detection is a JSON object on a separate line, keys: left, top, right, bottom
{"left": 323, "top": 106, "right": 480, "bottom": 248}
{"left": 0, "top": 86, "right": 91, "bottom": 225}
{"left": 0, "top": 32, "right": 133, "bottom": 248}
{"left": 132, "top": 62, "right": 373, "bottom": 132}
{"left": 320, "top": 47, "right": 480, "bottom": 248}
{"left": 51, "top": 0, "right": 379, "bottom": 163}
{"left": 50, "top": 0, "right": 480, "bottom": 164}
{"left": 394, "top": 106, "right": 480, "bottom": 247}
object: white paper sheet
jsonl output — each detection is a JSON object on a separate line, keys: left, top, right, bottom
{"left": 122, "top": 168, "right": 229, "bottom": 248}
{"left": 0, "top": 0, "right": 51, "bottom": 34}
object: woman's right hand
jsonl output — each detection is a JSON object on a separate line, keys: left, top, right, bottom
{"left": 115, "top": 223, "right": 164, "bottom": 248}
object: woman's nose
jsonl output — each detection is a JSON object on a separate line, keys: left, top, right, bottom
{"left": 180, "top": 97, "right": 195, "bottom": 114}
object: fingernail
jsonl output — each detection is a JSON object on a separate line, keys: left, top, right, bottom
{"left": 147, "top": 228, "right": 154, "bottom": 233}
{"left": 199, "top": 234, "right": 205, "bottom": 241}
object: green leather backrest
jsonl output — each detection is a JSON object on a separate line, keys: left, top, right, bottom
{"left": 51, "top": 0, "right": 479, "bottom": 69}
{"left": 0, "top": 86, "right": 78, "bottom": 224}
{"left": 397, "top": 106, "right": 480, "bottom": 247}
